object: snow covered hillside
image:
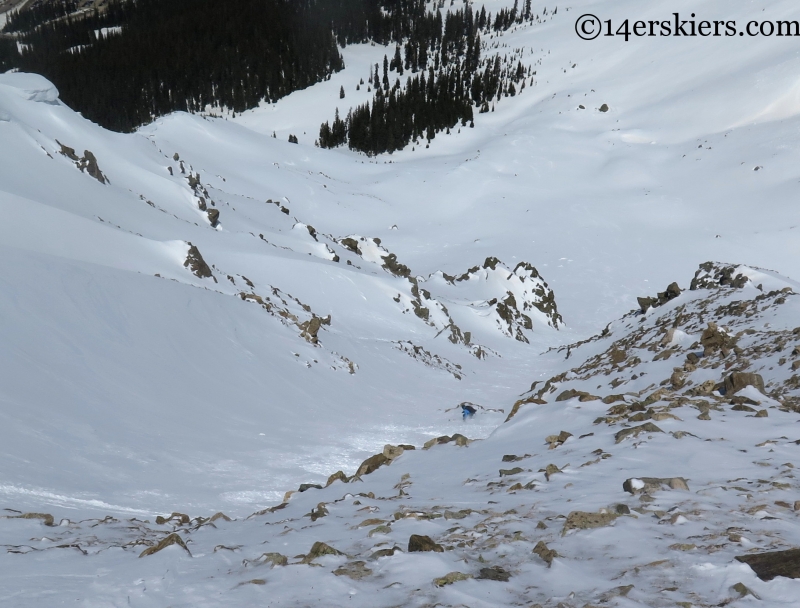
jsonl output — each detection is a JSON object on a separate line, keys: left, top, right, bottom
{"left": 1, "top": 0, "right": 800, "bottom": 604}
{"left": 2, "top": 262, "right": 799, "bottom": 607}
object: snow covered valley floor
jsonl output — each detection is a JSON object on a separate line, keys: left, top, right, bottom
{"left": 2, "top": 0, "right": 800, "bottom": 604}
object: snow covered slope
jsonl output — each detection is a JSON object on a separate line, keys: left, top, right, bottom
{"left": 1, "top": 262, "right": 798, "bottom": 607}
{"left": 0, "top": 71, "right": 563, "bottom": 519}
{"left": 2, "top": 0, "right": 800, "bottom": 604}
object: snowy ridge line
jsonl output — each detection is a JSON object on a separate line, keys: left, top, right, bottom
{"left": 511, "top": 260, "right": 800, "bottom": 419}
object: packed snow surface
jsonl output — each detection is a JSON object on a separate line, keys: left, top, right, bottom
{"left": 1, "top": 0, "right": 800, "bottom": 605}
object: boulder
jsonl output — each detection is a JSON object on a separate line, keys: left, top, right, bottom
{"left": 339, "top": 237, "right": 360, "bottom": 253}
{"left": 423, "top": 435, "right": 452, "bottom": 449}
{"left": 700, "top": 322, "right": 735, "bottom": 356}
{"left": 637, "top": 282, "right": 682, "bottom": 313}
{"left": 207, "top": 208, "right": 220, "bottom": 227}
{"left": 736, "top": 549, "right": 800, "bottom": 581}
{"left": 533, "top": 540, "right": 558, "bottom": 565}
{"left": 623, "top": 477, "right": 689, "bottom": 494}
{"left": 333, "top": 561, "right": 372, "bottom": 580}
{"left": 723, "top": 371, "right": 765, "bottom": 395}
{"left": 450, "top": 433, "right": 471, "bottom": 446}
{"left": 382, "top": 444, "right": 405, "bottom": 460}
{"left": 246, "top": 552, "right": 287, "bottom": 568}
{"left": 555, "top": 389, "right": 598, "bottom": 402}
{"left": 370, "top": 547, "right": 399, "bottom": 559}
{"left": 355, "top": 453, "right": 389, "bottom": 477}
{"left": 544, "top": 463, "right": 561, "bottom": 481}
{"left": 301, "top": 541, "right": 343, "bottom": 564}
{"left": 408, "top": 534, "right": 443, "bottom": 553}
{"left": 637, "top": 296, "right": 656, "bottom": 313}
{"left": 477, "top": 566, "right": 510, "bottom": 581}
{"left": 298, "top": 483, "right": 322, "bottom": 492}
{"left": 299, "top": 316, "right": 323, "bottom": 343}
{"left": 562, "top": 511, "right": 618, "bottom": 535}
{"left": 155, "top": 512, "right": 189, "bottom": 525}
{"left": 325, "top": 471, "right": 348, "bottom": 487}
{"left": 545, "top": 430, "right": 573, "bottom": 449}
{"left": 434, "top": 571, "right": 472, "bottom": 586}
{"left": 614, "top": 422, "right": 664, "bottom": 443}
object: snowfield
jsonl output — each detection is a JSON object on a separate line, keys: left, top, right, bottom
{"left": 1, "top": 0, "right": 800, "bottom": 605}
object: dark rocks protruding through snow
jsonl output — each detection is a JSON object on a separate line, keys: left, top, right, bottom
{"left": 184, "top": 243, "right": 213, "bottom": 279}
{"left": 690, "top": 262, "right": 750, "bottom": 290}
{"left": 637, "top": 282, "right": 681, "bottom": 313}
{"left": 408, "top": 534, "right": 444, "bottom": 553}
{"left": 736, "top": 549, "right": 800, "bottom": 581}
{"left": 723, "top": 371, "right": 765, "bottom": 395}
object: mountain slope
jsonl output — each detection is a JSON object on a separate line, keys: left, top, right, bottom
{"left": 1, "top": 262, "right": 798, "bottom": 606}
{"left": 2, "top": 0, "right": 800, "bottom": 604}
{"left": 0, "top": 71, "right": 563, "bottom": 517}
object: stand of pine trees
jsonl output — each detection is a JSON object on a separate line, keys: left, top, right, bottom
{"left": 1, "top": 0, "right": 544, "bottom": 140}
{"left": 2, "top": 0, "right": 349, "bottom": 131}
{"left": 319, "top": 1, "right": 539, "bottom": 155}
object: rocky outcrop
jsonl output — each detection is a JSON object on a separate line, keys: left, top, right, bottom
{"left": 206, "top": 208, "right": 220, "bottom": 227}
{"left": 56, "top": 141, "right": 107, "bottom": 184}
{"left": 78, "top": 150, "right": 106, "bottom": 184}
{"left": 184, "top": 243, "right": 213, "bottom": 279}
{"left": 637, "top": 281, "right": 681, "bottom": 313}
{"left": 690, "top": 262, "right": 749, "bottom": 290}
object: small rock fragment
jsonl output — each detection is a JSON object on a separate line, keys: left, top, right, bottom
{"left": 614, "top": 423, "right": 664, "bottom": 443}
{"left": 301, "top": 541, "right": 343, "bottom": 564}
{"left": 434, "top": 571, "right": 472, "bottom": 586}
{"left": 545, "top": 430, "right": 573, "bottom": 449}
{"left": 139, "top": 533, "right": 191, "bottom": 558}
{"left": 544, "top": 463, "right": 561, "bottom": 480}
{"left": 623, "top": 477, "right": 689, "bottom": 494}
{"left": 562, "top": 511, "right": 618, "bottom": 535}
{"left": 732, "top": 582, "right": 760, "bottom": 599}
{"left": 333, "top": 561, "right": 372, "bottom": 580}
{"left": 477, "top": 566, "right": 511, "bottom": 581}
{"left": 533, "top": 540, "right": 558, "bottom": 565}
{"left": 12, "top": 513, "right": 55, "bottom": 526}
